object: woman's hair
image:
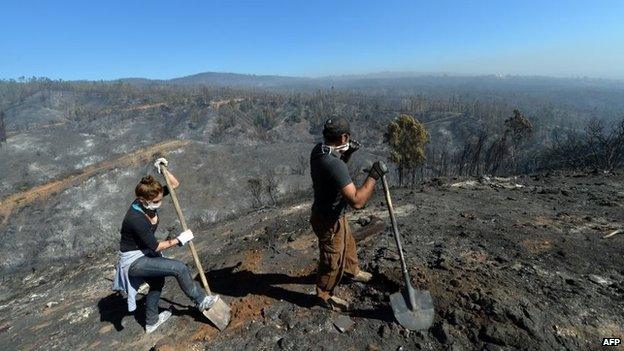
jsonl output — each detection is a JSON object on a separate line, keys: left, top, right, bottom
{"left": 135, "top": 175, "right": 163, "bottom": 202}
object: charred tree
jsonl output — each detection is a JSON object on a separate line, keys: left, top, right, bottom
{"left": 0, "top": 110, "right": 6, "bottom": 144}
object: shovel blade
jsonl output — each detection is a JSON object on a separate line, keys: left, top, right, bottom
{"left": 202, "top": 298, "right": 231, "bottom": 331}
{"left": 390, "top": 288, "right": 434, "bottom": 331}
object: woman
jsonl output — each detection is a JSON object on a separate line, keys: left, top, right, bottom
{"left": 113, "top": 158, "right": 219, "bottom": 333}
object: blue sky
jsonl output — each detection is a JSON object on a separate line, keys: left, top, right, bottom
{"left": 1, "top": 0, "right": 623, "bottom": 80}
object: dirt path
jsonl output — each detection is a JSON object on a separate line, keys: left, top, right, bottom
{"left": 0, "top": 139, "right": 190, "bottom": 224}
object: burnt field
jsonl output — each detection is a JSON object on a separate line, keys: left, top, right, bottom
{"left": 1, "top": 171, "right": 622, "bottom": 350}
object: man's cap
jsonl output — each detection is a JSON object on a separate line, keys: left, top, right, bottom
{"left": 322, "top": 117, "right": 350, "bottom": 139}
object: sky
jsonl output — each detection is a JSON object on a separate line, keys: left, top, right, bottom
{"left": 1, "top": 0, "right": 623, "bottom": 80}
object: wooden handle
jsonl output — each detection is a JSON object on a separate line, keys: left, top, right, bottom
{"left": 161, "top": 166, "right": 212, "bottom": 294}
{"left": 381, "top": 175, "right": 417, "bottom": 309}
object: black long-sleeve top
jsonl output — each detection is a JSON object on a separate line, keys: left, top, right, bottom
{"left": 119, "top": 186, "right": 169, "bottom": 255}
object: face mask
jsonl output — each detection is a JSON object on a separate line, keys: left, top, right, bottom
{"left": 333, "top": 142, "right": 350, "bottom": 154}
{"left": 145, "top": 201, "right": 161, "bottom": 210}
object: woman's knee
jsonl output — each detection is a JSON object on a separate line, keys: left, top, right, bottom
{"left": 168, "top": 259, "right": 189, "bottom": 276}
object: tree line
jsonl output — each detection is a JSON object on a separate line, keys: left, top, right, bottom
{"left": 2, "top": 77, "right": 624, "bottom": 180}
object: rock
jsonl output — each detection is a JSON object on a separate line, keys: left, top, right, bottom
{"left": 447, "top": 310, "right": 465, "bottom": 325}
{"left": 366, "top": 344, "right": 381, "bottom": 351}
{"left": 45, "top": 301, "right": 58, "bottom": 308}
{"left": 153, "top": 337, "right": 178, "bottom": 351}
{"left": 278, "top": 337, "right": 296, "bottom": 350}
{"left": 432, "top": 321, "right": 452, "bottom": 344}
{"left": 434, "top": 256, "right": 451, "bottom": 270}
{"left": 261, "top": 305, "right": 282, "bottom": 321}
{"left": 303, "top": 313, "right": 331, "bottom": 333}
{"left": 255, "top": 326, "right": 276, "bottom": 342}
{"left": 379, "top": 324, "right": 391, "bottom": 338}
{"left": 278, "top": 309, "right": 296, "bottom": 330}
{"left": 588, "top": 274, "right": 614, "bottom": 286}
{"left": 479, "top": 325, "right": 507, "bottom": 346}
{"left": 382, "top": 250, "right": 400, "bottom": 262}
{"left": 0, "top": 323, "right": 12, "bottom": 334}
{"left": 494, "top": 256, "right": 509, "bottom": 263}
{"left": 333, "top": 314, "right": 355, "bottom": 333}
{"left": 357, "top": 216, "right": 372, "bottom": 226}
{"left": 482, "top": 343, "right": 505, "bottom": 351}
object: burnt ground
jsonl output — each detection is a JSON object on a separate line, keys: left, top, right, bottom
{"left": 1, "top": 171, "right": 623, "bottom": 351}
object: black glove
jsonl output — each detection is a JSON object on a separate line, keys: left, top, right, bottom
{"left": 367, "top": 161, "right": 388, "bottom": 180}
{"left": 348, "top": 139, "right": 361, "bottom": 154}
{"left": 341, "top": 139, "right": 361, "bottom": 162}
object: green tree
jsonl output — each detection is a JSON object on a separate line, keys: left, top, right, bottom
{"left": 385, "top": 114, "right": 429, "bottom": 187}
{"left": 504, "top": 109, "right": 533, "bottom": 172}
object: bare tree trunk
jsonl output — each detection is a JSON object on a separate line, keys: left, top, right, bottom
{"left": 0, "top": 110, "right": 6, "bottom": 144}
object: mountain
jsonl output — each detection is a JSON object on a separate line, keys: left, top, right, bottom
{"left": 168, "top": 72, "right": 307, "bottom": 87}
{"left": 116, "top": 71, "right": 624, "bottom": 94}
{"left": 118, "top": 72, "right": 308, "bottom": 88}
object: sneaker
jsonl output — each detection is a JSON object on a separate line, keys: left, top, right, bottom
{"left": 197, "top": 294, "right": 219, "bottom": 311}
{"left": 351, "top": 270, "right": 373, "bottom": 283}
{"left": 318, "top": 295, "right": 350, "bottom": 311}
{"left": 145, "top": 310, "right": 172, "bottom": 334}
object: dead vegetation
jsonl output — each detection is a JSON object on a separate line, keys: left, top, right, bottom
{"left": 1, "top": 171, "right": 622, "bottom": 350}
{"left": 0, "top": 139, "right": 189, "bottom": 224}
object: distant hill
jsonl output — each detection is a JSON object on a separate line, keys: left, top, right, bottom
{"left": 116, "top": 71, "right": 624, "bottom": 93}
{"left": 167, "top": 71, "right": 307, "bottom": 87}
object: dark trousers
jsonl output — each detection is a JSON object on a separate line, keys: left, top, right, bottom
{"left": 128, "top": 256, "right": 206, "bottom": 325}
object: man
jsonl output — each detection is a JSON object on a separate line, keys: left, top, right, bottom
{"left": 309, "top": 116, "right": 388, "bottom": 310}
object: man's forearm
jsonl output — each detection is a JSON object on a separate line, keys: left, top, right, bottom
{"left": 352, "top": 177, "right": 376, "bottom": 209}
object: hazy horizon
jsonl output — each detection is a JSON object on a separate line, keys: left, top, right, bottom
{"left": 4, "top": 70, "right": 624, "bottom": 83}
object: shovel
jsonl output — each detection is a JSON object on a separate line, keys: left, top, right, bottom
{"left": 161, "top": 165, "right": 231, "bottom": 331}
{"left": 380, "top": 174, "right": 435, "bottom": 331}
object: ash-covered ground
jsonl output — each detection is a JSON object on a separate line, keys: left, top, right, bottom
{"left": 1, "top": 171, "right": 622, "bottom": 350}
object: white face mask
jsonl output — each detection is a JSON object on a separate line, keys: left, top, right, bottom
{"left": 145, "top": 201, "right": 161, "bottom": 210}
{"left": 333, "top": 142, "right": 350, "bottom": 154}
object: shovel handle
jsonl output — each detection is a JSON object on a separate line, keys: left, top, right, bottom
{"left": 161, "top": 166, "right": 212, "bottom": 294}
{"left": 381, "top": 175, "right": 417, "bottom": 310}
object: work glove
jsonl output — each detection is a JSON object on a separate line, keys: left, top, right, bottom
{"left": 367, "top": 161, "right": 388, "bottom": 180}
{"left": 154, "top": 158, "right": 168, "bottom": 174}
{"left": 341, "top": 139, "right": 361, "bottom": 162}
{"left": 177, "top": 229, "right": 194, "bottom": 246}
{"left": 343, "top": 139, "right": 361, "bottom": 157}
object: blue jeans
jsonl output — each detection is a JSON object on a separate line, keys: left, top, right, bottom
{"left": 128, "top": 256, "right": 206, "bottom": 325}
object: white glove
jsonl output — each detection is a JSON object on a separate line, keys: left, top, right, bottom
{"left": 177, "top": 229, "right": 194, "bottom": 246}
{"left": 154, "top": 158, "right": 168, "bottom": 174}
